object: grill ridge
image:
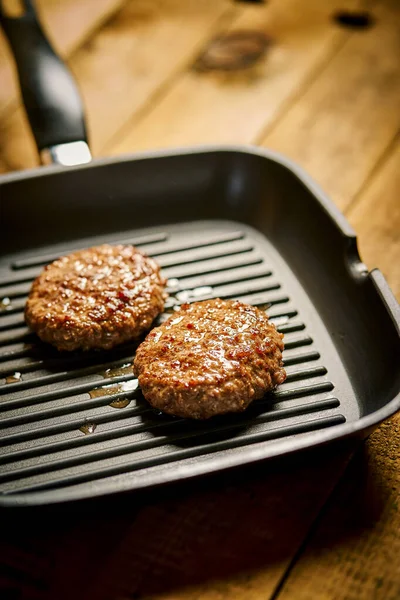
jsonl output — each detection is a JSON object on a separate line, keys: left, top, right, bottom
{"left": 2, "top": 415, "right": 346, "bottom": 496}
{"left": 0, "top": 399, "right": 342, "bottom": 483}
{"left": 10, "top": 232, "right": 169, "bottom": 271}
{"left": 0, "top": 397, "right": 340, "bottom": 466}
{"left": 0, "top": 225, "right": 345, "bottom": 498}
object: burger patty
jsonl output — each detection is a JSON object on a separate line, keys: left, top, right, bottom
{"left": 25, "top": 244, "right": 166, "bottom": 351}
{"left": 134, "top": 298, "right": 286, "bottom": 419}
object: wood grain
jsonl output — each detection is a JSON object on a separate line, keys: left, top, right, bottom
{"left": 273, "top": 134, "right": 400, "bottom": 600}
{"left": 108, "top": 0, "right": 358, "bottom": 155}
{"left": 262, "top": 0, "right": 400, "bottom": 211}
{"left": 74, "top": 0, "right": 232, "bottom": 155}
{"left": 0, "top": 0, "right": 232, "bottom": 171}
{"left": 276, "top": 413, "right": 400, "bottom": 600}
{"left": 347, "top": 134, "right": 400, "bottom": 299}
{"left": 0, "top": 0, "right": 126, "bottom": 118}
{"left": 0, "top": 1, "right": 399, "bottom": 600}
{"left": 83, "top": 448, "right": 354, "bottom": 600}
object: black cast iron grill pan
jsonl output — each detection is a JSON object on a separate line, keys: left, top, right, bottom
{"left": 0, "top": 1, "right": 399, "bottom": 506}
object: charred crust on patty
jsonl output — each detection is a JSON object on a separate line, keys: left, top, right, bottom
{"left": 134, "top": 298, "right": 286, "bottom": 419}
{"left": 25, "top": 244, "right": 166, "bottom": 351}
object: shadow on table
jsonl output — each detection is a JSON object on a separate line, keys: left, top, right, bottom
{"left": 0, "top": 438, "right": 390, "bottom": 600}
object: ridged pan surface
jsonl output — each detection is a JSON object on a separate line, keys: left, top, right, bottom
{"left": 0, "top": 219, "right": 355, "bottom": 504}
{"left": 0, "top": 148, "right": 399, "bottom": 506}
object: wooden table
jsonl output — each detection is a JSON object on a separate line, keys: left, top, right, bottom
{"left": 0, "top": 1, "right": 399, "bottom": 599}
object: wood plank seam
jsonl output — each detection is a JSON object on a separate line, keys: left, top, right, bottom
{"left": 253, "top": 32, "right": 349, "bottom": 146}
{"left": 70, "top": 0, "right": 130, "bottom": 54}
{"left": 106, "top": 0, "right": 369, "bottom": 161}
{"left": 343, "top": 128, "right": 400, "bottom": 217}
{"left": 103, "top": 5, "right": 238, "bottom": 155}
{"left": 0, "top": 0, "right": 128, "bottom": 124}
{"left": 270, "top": 444, "right": 360, "bottom": 600}
{"left": 260, "top": 0, "right": 400, "bottom": 212}
{"left": 0, "top": 146, "right": 15, "bottom": 174}
{"left": 0, "top": 0, "right": 237, "bottom": 170}
{"left": 255, "top": 6, "right": 380, "bottom": 148}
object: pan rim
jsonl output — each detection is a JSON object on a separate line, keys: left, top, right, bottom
{"left": 0, "top": 271, "right": 398, "bottom": 507}
{"left": 0, "top": 143, "right": 367, "bottom": 239}
{"left": 0, "top": 145, "right": 398, "bottom": 506}
{"left": 0, "top": 380, "right": 398, "bottom": 508}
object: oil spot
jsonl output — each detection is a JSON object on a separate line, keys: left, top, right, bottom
{"left": 270, "top": 315, "right": 290, "bottom": 326}
{"left": 166, "top": 278, "right": 181, "bottom": 292}
{"left": 6, "top": 371, "right": 22, "bottom": 384}
{"left": 89, "top": 379, "right": 138, "bottom": 398}
{"left": 120, "top": 380, "right": 138, "bottom": 392}
{"left": 164, "top": 304, "right": 181, "bottom": 313}
{"left": 0, "top": 297, "right": 12, "bottom": 311}
{"left": 79, "top": 422, "right": 97, "bottom": 435}
{"left": 89, "top": 384, "right": 123, "bottom": 398}
{"left": 333, "top": 11, "right": 375, "bottom": 29}
{"left": 255, "top": 302, "right": 272, "bottom": 311}
{"left": 175, "top": 286, "right": 214, "bottom": 303}
{"left": 194, "top": 31, "right": 271, "bottom": 72}
{"left": 156, "top": 308, "right": 181, "bottom": 325}
{"left": 236, "top": 0, "right": 265, "bottom": 3}
{"left": 100, "top": 363, "right": 133, "bottom": 378}
{"left": 109, "top": 398, "right": 131, "bottom": 409}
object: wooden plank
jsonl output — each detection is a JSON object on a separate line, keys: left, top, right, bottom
{"left": 0, "top": 109, "right": 34, "bottom": 172}
{"left": 0, "top": 0, "right": 126, "bottom": 119}
{"left": 84, "top": 448, "right": 354, "bottom": 600}
{"left": 107, "top": 0, "right": 360, "bottom": 156}
{"left": 73, "top": 0, "right": 233, "bottom": 155}
{"left": 0, "top": 4, "right": 398, "bottom": 600}
{"left": 0, "top": 157, "right": 8, "bottom": 175}
{"left": 275, "top": 413, "right": 400, "bottom": 600}
{"left": 347, "top": 135, "right": 400, "bottom": 299}
{"left": 262, "top": 1, "right": 400, "bottom": 212}
{"left": 0, "top": 0, "right": 233, "bottom": 171}
{"left": 268, "top": 135, "right": 400, "bottom": 600}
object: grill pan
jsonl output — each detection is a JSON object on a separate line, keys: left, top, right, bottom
{"left": 0, "top": 2, "right": 399, "bottom": 507}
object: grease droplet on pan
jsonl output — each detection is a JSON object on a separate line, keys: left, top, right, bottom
{"left": 0, "top": 297, "right": 12, "bottom": 312}
{"left": 6, "top": 372, "right": 22, "bottom": 384}
{"left": 89, "top": 384, "right": 123, "bottom": 398}
{"left": 109, "top": 398, "right": 131, "bottom": 409}
{"left": 101, "top": 363, "right": 133, "bottom": 378}
{"left": 79, "top": 422, "right": 97, "bottom": 435}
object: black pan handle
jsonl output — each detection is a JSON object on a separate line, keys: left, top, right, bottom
{"left": 0, "top": 0, "right": 91, "bottom": 165}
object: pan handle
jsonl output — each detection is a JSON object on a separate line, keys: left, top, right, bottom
{"left": 0, "top": 0, "right": 91, "bottom": 166}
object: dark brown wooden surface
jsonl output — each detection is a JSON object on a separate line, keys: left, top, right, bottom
{"left": 0, "top": 1, "right": 399, "bottom": 599}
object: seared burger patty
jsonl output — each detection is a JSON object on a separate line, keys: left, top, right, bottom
{"left": 134, "top": 298, "right": 286, "bottom": 419}
{"left": 25, "top": 244, "right": 166, "bottom": 351}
